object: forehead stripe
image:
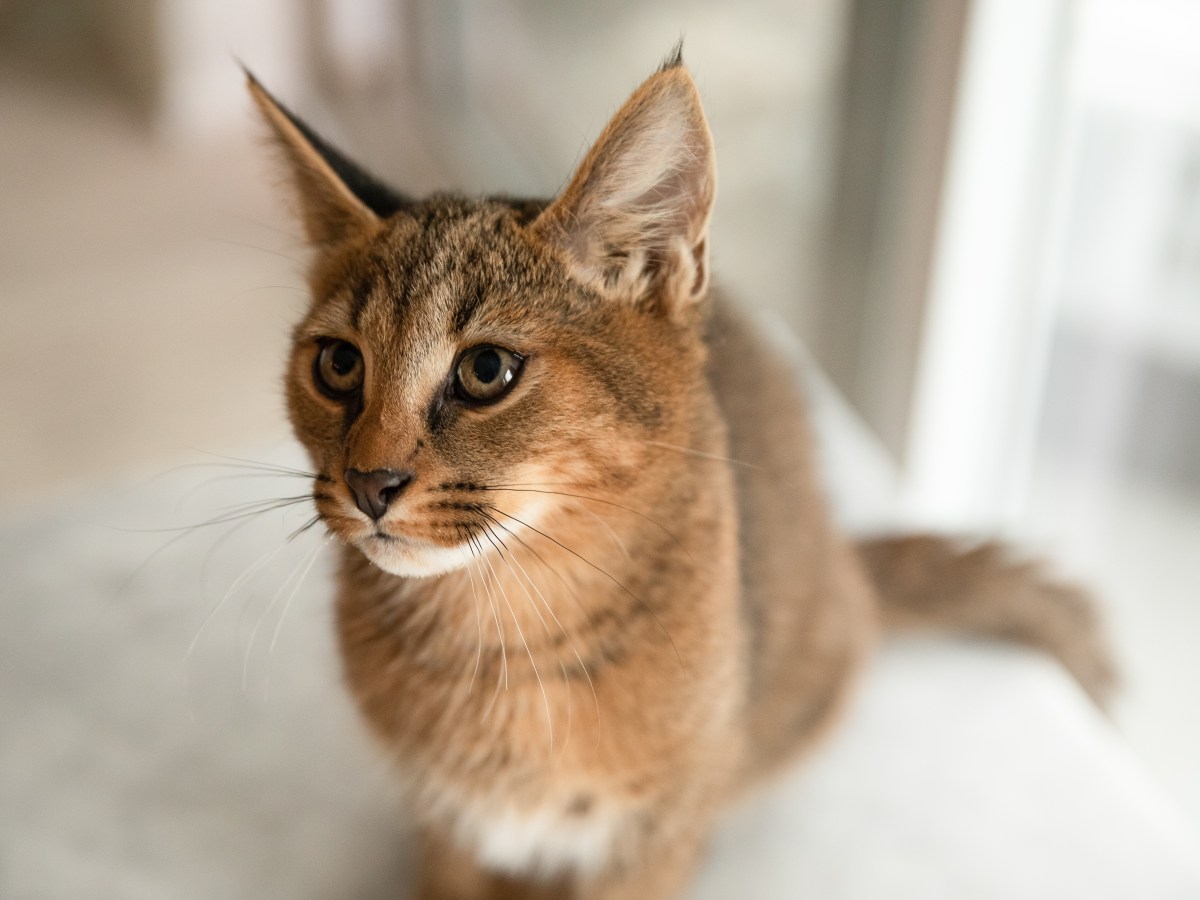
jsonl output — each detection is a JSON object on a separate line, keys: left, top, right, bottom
{"left": 349, "top": 273, "right": 376, "bottom": 328}
{"left": 453, "top": 290, "right": 484, "bottom": 332}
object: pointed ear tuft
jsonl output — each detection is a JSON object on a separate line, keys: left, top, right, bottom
{"left": 244, "top": 68, "right": 407, "bottom": 248}
{"left": 658, "top": 39, "right": 685, "bottom": 73}
{"left": 532, "top": 60, "right": 715, "bottom": 320}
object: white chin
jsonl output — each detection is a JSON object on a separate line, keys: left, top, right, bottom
{"left": 360, "top": 538, "right": 476, "bottom": 578}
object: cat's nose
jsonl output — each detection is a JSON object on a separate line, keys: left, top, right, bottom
{"left": 344, "top": 468, "right": 414, "bottom": 521}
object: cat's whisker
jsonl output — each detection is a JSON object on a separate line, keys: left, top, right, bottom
{"left": 184, "top": 450, "right": 324, "bottom": 480}
{"left": 212, "top": 494, "right": 316, "bottom": 514}
{"left": 475, "top": 509, "right": 589, "bottom": 623}
{"left": 121, "top": 525, "right": 201, "bottom": 596}
{"left": 259, "top": 536, "right": 332, "bottom": 700}
{"left": 476, "top": 533, "right": 523, "bottom": 696}
{"left": 635, "top": 438, "right": 764, "bottom": 471}
{"left": 108, "top": 455, "right": 316, "bottom": 505}
{"left": 215, "top": 208, "right": 306, "bottom": 243}
{"left": 480, "top": 524, "right": 555, "bottom": 756}
{"left": 174, "top": 469, "right": 318, "bottom": 508}
{"left": 479, "top": 513, "right": 601, "bottom": 743}
{"left": 469, "top": 551, "right": 507, "bottom": 723}
{"left": 122, "top": 494, "right": 315, "bottom": 595}
{"left": 183, "top": 536, "right": 291, "bottom": 663}
{"left": 207, "top": 235, "right": 306, "bottom": 265}
{"left": 108, "top": 495, "right": 315, "bottom": 535}
{"left": 576, "top": 504, "right": 631, "bottom": 561}
{"left": 485, "top": 525, "right": 558, "bottom": 645}
{"left": 486, "top": 520, "right": 589, "bottom": 757}
{"left": 480, "top": 485, "right": 691, "bottom": 563}
{"left": 461, "top": 533, "right": 486, "bottom": 697}
{"left": 287, "top": 513, "right": 324, "bottom": 543}
{"left": 243, "top": 538, "right": 324, "bottom": 692}
{"left": 469, "top": 534, "right": 508, "bottom": 722}
{"left": 199, "top": 511, "right": 275, "bottom": 582}
{"left": 270, "top": 536, "right": 329, "bottom": 654}
{"left": 487, "top": 505, "right": 683, "bottom": 669}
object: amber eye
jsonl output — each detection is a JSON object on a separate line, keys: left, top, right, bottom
{"left": 314, "top": 340, "right": 364, "bottom": 398}
{"left": 454, "top": 346, "right": 524, "bottom": 404}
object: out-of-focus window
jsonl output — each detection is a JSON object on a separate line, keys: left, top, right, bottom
{"left": 1028, "top": 0, "right": 1200, "bottom": 823}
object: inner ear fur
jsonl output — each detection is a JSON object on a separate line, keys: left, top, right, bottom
{"left": 532, "top": 58, "right": 717, "bottom": 319}
{"left": 245, "top": 69, "right": 408, "bottom": 248}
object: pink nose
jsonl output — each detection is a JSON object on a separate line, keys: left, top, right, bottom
{"left": 344, "top": 468, "right": 414, "bottom": 521}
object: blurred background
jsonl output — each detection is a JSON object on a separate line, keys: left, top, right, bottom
{"left": 2, "top": 0, "right": 1197, "bottom": 859}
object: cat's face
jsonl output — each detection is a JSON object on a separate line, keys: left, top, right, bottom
{"left": 286, "top": 200, "right": 695, "bottom": 577}
{"left": 250, "top": 57, "right": 716, "bottom": 577}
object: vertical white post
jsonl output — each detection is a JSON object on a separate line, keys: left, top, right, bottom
{"left": 901, "top": 0, "right": 1070, "bottom": 531}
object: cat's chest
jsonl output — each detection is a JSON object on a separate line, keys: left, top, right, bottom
{"left": 413, "top": 729, "right": 630, "bottom": 874}
{"left": 452, "top": 795, "right": 624, "bottom": 875}
{"left": 398, "top": 699, "right": 631, "bottom": 874}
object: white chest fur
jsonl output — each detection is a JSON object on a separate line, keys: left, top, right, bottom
{"left": 454, "top": 801, "right": 621, "bottom": 876}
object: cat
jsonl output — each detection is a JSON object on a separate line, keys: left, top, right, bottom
{"left": 246, "top": 46, "right": 1114, "bottom": 900}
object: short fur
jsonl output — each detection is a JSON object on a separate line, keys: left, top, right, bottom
{"left": 247, "top": 55, "right": 1114, "bottom": 899}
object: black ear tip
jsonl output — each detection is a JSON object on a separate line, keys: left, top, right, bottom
{"left": 239, "top": 62, "right": 269, "bottom": 100}
{"left": 240, "top": 65, "right": 287, "bottom": 118}
{"left": 659, "top": 39, "right": 685, "bottom": 73}
{"left": 235, "top": 57, "right": 258, "bottom": 87}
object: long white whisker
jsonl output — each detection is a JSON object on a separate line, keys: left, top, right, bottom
{"left": 470, "top": 534, "right": 508, "bottom": 721}
{"left": 576, "top": 504, "right": 630, "bottom": 561}
{"left": 184, "top": 459, "right": 318, "bottom": 480}
{"left": 463, "top": 536, "right": 486, "bottom": 696}
{"left": 486, "top": 516, "right": 600, "bottom": 744}
{"left": 494, "top": 530, "right": 582, "bottom": 759}
{"left": 637, "top": 438, "right": 763, "bottom": 470}
{"left": 482, "top": 524, "right": 555, "bottom": 756}
{"left": 479, "top": 532, "right": 548, "bottom": 747}
{"left": 243, "top": 540, "right": 321, "bottom": 691}
{"left": 124, "top": 495, "right": 304, "bottom": 595}
{"left": 176, "top": 472, "right": 310, "bottom": 507}
{"left": 183, "top": 537, "right": 290, "bottom": 663}
{"left": 107, "top": 496, "right": 314, "bottom": 535}
{"left": 489, "top": 506, "right": 683, "bottom": 669}
{"left": 270, "top": 536, "right": 329, "bottom": 653}
{"left": 481, "top": 485, "right": 692, "bottom": 563}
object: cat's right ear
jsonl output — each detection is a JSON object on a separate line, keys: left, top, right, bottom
{"left": 531, "top": 50, "right": 716, "bottom": 322}
{"left": 245, "top": 69, "right": 407, "bottom": 248}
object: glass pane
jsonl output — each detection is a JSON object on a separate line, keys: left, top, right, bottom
{"left": 1027, "top": 0, "right": 1200, "bottom": 822}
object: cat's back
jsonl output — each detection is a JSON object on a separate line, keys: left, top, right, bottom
{"left": 705, "top": 293, "right": 879, "bottom": 778}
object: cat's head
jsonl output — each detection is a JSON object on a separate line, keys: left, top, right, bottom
{"left": 249, "top": 51, "right": 716, "bottom": 577}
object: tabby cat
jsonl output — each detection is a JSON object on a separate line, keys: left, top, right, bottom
{"left": 246, "top": 48, "right": 1113, "bottom": 900}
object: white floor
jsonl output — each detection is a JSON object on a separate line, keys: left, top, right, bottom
{"left": 1025, "top": 459, "right": 1200, "bottom": 825}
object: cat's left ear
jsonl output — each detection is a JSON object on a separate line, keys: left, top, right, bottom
{"left": 245, "top": 69, "right": 408, "bottom": 248}
{"left": 531, "top": 51, "right": 716, "bottom": 321}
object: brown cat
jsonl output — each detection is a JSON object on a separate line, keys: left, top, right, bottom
{"left": 246, "top": 48, "right": 1113, "bottom": 900}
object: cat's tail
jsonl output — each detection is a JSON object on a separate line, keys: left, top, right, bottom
{"left": 856, "top": 535, "right": 1117, "bottom": 707}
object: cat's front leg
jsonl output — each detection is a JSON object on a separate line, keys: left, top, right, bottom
{"left": 415, "top": 803, "right": 714, "bottom": 900}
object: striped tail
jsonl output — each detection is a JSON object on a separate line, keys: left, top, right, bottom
{"left": 856, "top": 535, "right": 1117, "bottom": 707}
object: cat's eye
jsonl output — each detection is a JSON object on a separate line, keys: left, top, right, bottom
{"left": 454, "top": 345, "right": 524, "bottom": 404}
{"left": 314, "top": 340, "right": 364, "bottom": 398}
